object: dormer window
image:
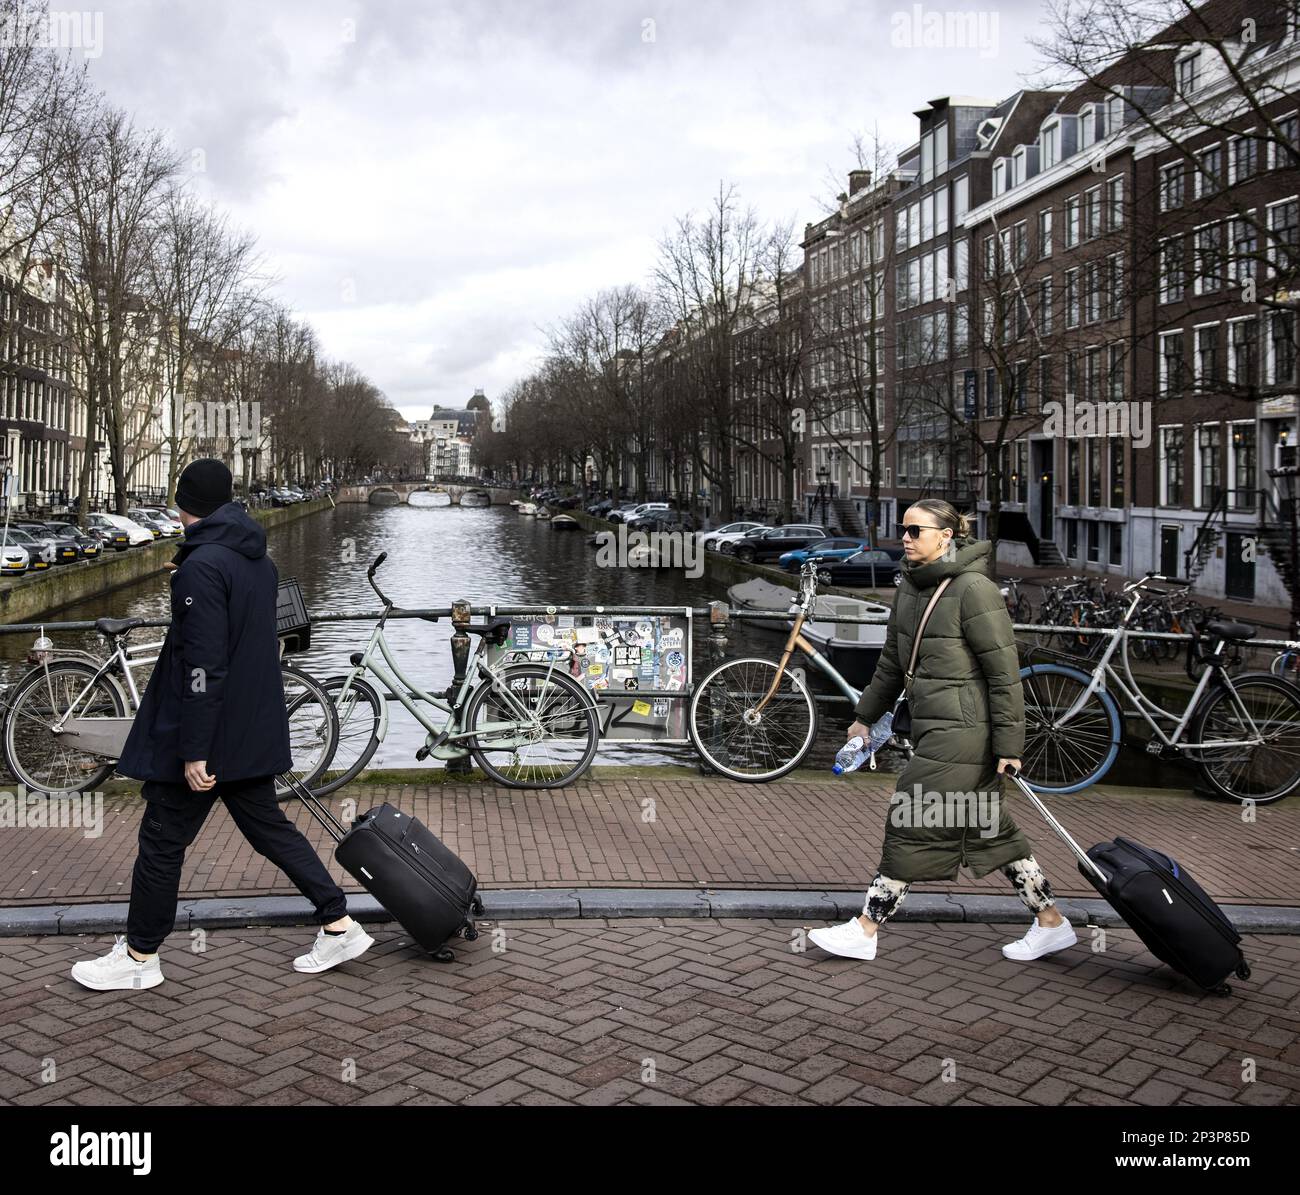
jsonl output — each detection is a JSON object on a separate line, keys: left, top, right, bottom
{"left": 1012, "top": 146, "right": 1027, "bottom": 187}
{"left": 1041, "top": 121, "right": 1060, "bottom": 169}
{"left": 1107, "top": 94, "right": 1125, "bottom": 132}
{"left": 1176, "top": 51, "right": 1201, "bottom": 95}
{"left": 993, "top": 157, "right": 1008, "bottom": 196}
{"left": 1079, "top": 105, "right": 1096, "bottom": 150}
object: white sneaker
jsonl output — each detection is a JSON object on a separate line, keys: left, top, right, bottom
{"left": 293, "top": 922, "right": 375, "bottom": 973}
{"left": 70, "top": 935, "right": 164, "bottom": 991}
{"left": 1001, "top": 916, "right": 1077, "bottom": 961}
{"left": 808, "top": 918, "right": 878, "bottom": 960}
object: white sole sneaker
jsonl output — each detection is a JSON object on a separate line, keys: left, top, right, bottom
{"left": 293, "top": 926, "right": 376, "bottom": 973}
{"left": 70, "top": 941, "right": 165, "bottom": 991}
{"left": 1001, "top": 919, "right": 1078, "bottom": 961}
{"left": 808, "top": 919, "right": 879, "bottom": 960}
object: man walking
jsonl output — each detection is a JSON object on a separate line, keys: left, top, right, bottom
{"left": 71, "top": 460, "right": 372, "bottom": 991}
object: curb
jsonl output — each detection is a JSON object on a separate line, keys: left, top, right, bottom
{"left": 4, "top": 890, "right": 1300, "bottom": 935}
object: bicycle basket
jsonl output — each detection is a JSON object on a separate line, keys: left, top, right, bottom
{"left": 276, "top": 578, "right": 311, "bottom": 653}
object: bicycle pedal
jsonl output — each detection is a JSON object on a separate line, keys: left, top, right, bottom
{"left": 1144, "top": 738, "right": 1163, "bottom": 755}
{"left": 415, "top": 745, "right": 431, "bottom": 761}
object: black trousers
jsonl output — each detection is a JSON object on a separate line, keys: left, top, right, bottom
{"left": 126, "top": 775, "right": 348, "bottom": 954}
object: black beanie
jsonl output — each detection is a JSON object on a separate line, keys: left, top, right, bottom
{"left": 176, "top": 459, "right": 233, "bottom": 518}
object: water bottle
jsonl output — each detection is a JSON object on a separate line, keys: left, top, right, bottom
{"left": 832, "top": 711, "right": 895, "bottom": 775}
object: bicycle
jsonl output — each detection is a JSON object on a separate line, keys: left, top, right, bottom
{"left": 1, "top": 618, "right": 338, "bottom": 797}
{"left": 1018, "top": 572, "right": 1300, "bottom": 803}
{"left": 688, "top": 559, "right": 884, "bottom": 782}
{"left": 310, "top": 552, "right": 600, "bottom": 793}
{"left": 1000, "top": 575, "right": 1033, "bottom": 624}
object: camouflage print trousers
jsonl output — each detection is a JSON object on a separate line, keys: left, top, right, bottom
{"left": 862, "top": 856, "right": 1055, "bottom": 923}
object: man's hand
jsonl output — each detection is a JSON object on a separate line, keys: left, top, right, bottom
{"left": 184, "top": 760, "right": 216, "bottom": 791}
{"left": 997, "top": 758, "right": 1022, "bottom": 775}
{"left": 847, "top": 720, "right": 871, "bottom": 742}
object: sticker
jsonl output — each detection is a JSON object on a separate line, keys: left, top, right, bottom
{"left": 535, "top": 624, "right": 555, "bottom": 645}
{"left": 660, "top": 628, "right": 684, "bottom": 649}
{"left": 632, "top": 699, "right": 652, "bottom": 716}
{"left": 652, "top": 699, "right": 669, "bottom": 717}
{"left": 513, "top": 626, "right": 531, "bottom": 648}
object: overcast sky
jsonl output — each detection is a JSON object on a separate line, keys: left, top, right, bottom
{"left": 82, "top": 0, "right": 1046, "bottom": 422}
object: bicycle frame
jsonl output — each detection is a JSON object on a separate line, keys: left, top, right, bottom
{"left": 333, "top": 609, "right": 573, "bottom": 759}
{"left": 1047, "top": 587, "right": 1264, "bottom": 753}
{"left": 43, "top": 634, "right": 164, "bottom": 757}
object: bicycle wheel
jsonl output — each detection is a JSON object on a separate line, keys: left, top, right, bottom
{"left": 1033, "top": 602, "right": 1060, "bottom": 650}
{"left": 688, "top": 656, "right": 818, "bottom": 782}
{"left": 1190, "top": 675, "right": 1300, "bottom": 804}
{"left": 1018, "top": 664, "right": 1121, "bottom": 793}
{"left": 3, "top": 660, "right": 127, "bottom": 793}
{"left": 1012, "top": 594, "right": 1032, "bottom": 624}
{"left": 464, "top": 665, "right": 598, "bottom": 788}
{"left": 309, "top": 675, "right": 384, "bottom": 797}
{"left": 275, "top": 663, "right": 340, "bottom": 800}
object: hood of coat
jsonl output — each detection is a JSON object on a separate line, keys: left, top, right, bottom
{"left": 172, "top": 500, "right": 267, "bottom": 564}
{"left": 901, "top": 536, "right": 994, "bottom": 589}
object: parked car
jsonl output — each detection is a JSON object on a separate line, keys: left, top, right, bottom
{"left": 85, "top": 514, "right": 132, "bottom": 551}
{"left": 698, "top": 521, "right": 764, "bottom": 552}
{"left": 778, "top": 537, "right": 869, "bottom": 572}
{"left": 586, "top": 498, "right": 616, "bottom": 517}
{"left": 133, "top": 506, "right": 183, "bottom": 534}
{"left": 42, "top": 521, "right": 102, "bottom": 560}
{"left": 97, "top": 513, "right": 155, "bottom": 547}
{"left": 728, "top": 525, "right": 829, "bottom": 563}
{"left": 610, "top": 501, "right": 670, "bottom": 525}
{"left": 627, "top": 510, "right": 700, "bottom": 533}
{"left": 0, "top": 540, "right": 30, "bottom": 575}
{"left": 819, "top": 547, "right": 906, "bottom": 588}
{"left": 127, "top": 508, "right": 175, "bottom": 538}
{"left": 13, "top": 522, "right": 81, "bottom": 565}
{"left": 0, "top": 528, "right": 52, "bottom": 569}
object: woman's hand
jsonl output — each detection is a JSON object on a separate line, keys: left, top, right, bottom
{"left": 996, "top": 758, "right": 1022, "bottom": 775}
{"left": 846, "top": 720, "right": 871, "bottom": 742}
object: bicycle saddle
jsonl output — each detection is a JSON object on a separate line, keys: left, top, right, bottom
{"left": 96, "top": 617, "right": 144, "bottom": 637}
{"left": 1205, "top": 620, "right": 1255, "bottom": 641}
{"left": 465, "top": 617, "right": 513, "bottom": 641}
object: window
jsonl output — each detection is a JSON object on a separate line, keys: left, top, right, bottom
{"left": 895, "top": 206, "right": 909, "bottom": 252}
{"left": 1066, "top": 350, "right": 1078, "bottom": 397}
{"left": 1229, "top": 134, "right": 1258, "bottom": 184}
{"left": 1268, "top": 199, "right": 1298, "bottom": 275}
{"left": 1086, "top": 346, "right": 1104, "bottom": 402}
{"left": 1107, "top": 94, "right": 1125, "bottom": 133}
{"left": 1160, "top": 238, "right": 1184, "bottom": 303}
{"left": 1042, "top": 122, "right": 1061, "bottom": 168}
{"left": 1038, "top": 277, "right": 1053, "bottom": 334}
{"left": 1159, "top": 331, "right": 1183, "bottom": 395}
{"left": 1088, "top": 439, "right": 1102, "bottom": 506}
{"left": 992, "top": 158, "right": 1007, "bottom": 196}
{"left": 1228, "top": 216, "right": 1256, "bottom": 289}
{"left": 1079, "top": 105, "right": 1096, "bottom": 151}
{"left": 954, "top": 303, "right": 969, "bottom": 354}
{"left": 1107, "top": 176, "right": 1123, "bottom": 229}
{"left": 1107, "top": 253, "right": 1124, "bottom": 319}
{"left": 1084, "top": 187, "right": 1102, "bottom": 240}
{"left": 1012, "top": 222, "right": 1028, "bottom": 267}
{"left": 934, "top": 188, "right": 949, "bottom": 236}
{"left": 921, "top": 129, "right": 934, "bottom": 184}
{"left": 952, "top": 175, "right": 969, "bottom": 222}
{"left": 1038, "top": 209, "right": 1052, "bottom": 256}
{"left": 1269, "top": 311, "right": 1298, "bottom": 385}
{"left": 1067, "top": 439, "right": 1080, "bottom": 505}
{"left": 1038, "top": 355, "right": 1052, "bottom": 407}
{"left": 1272, "top": 113, "right": 1298, "bottom": 169}
{"left": 1085, "top": 262, "right": 1102, "bottom": 323}
{"left": 907, "top": 202, "right": 920, "bottom": 248}
{"left": 1195, "top": 145, "right": 1223, "bottom": 197}
{"left": 1228, "top": 318, "right": 1258, "bottom": 387}
{"left": 1194, "top": 224, "right": 1223, "bottom": 294}
{"left": 1108, "top": 342, "right": 1124, "bottom": 400}
{"left": 954, "top": 239, "right": 969, "bottom": 292}
{"left": 1065, "top": 196, "right": 1080, "bottom": 247}
{"left": 1195, "top": 326, "right": 1219, "bottom": 387}
{"left": 1109, "top": 521, "right": 1123, "bottom": 566}
{"left": 984, "top": 367, "right": 997, "bottom": 416}
{"left": 1176, "top": 51, "right": 1200, "bottom": 95}
{"left": 1229, "top": 423, "right": 1256, "bottom": 510}
{"left": 920, "top": 196, "right": 932, "bottom": 243}
{"left": 1109, "top": 437, "right": 1124, "bottom": 507}
{"left": 1065, "top": 268, "right": 1080, "bottom": 327}
{"left": 1160, "top": 162, "right": 1184, "bottom": 211}
{"left": 1197, "top": 424, "right": 1221, "bottom": 508}
{"left": 934, "top": 122, "right": 949, "bottom": 176}
{"left": 1160, "top": 426, "right": 1184, "bottom": 506}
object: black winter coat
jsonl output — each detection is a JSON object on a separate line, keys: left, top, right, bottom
{"left": 116, "top": 502, "right": 293, "bottom": 784}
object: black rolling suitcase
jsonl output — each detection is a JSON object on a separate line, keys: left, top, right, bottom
{"left": 281, "top": 773, "right": 483, "bottom": 960}
{"left": 1005, "top": 767, "right": 1251, "bottom": 994}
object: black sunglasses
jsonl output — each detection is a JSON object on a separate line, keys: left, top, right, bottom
{"left": 901, "top": 523, "right": 946, "bottom": 539}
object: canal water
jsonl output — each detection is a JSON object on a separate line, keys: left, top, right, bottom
{"left": 0, "top": 504, "right": 829, "bottom": 770}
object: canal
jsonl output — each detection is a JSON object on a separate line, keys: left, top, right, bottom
{"left": 0, "top": 504, "right": 827, "bottom": 770}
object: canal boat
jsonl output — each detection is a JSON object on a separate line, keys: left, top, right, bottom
{"left": 549, "top": 514, "right": 580, "bottom": 530}
{"left": 516, "top": 502, "right": 537, "bottom": 516}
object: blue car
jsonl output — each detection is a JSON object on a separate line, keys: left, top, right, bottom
{"left": 779, "top": 537, "right": 868, "bottom": 572}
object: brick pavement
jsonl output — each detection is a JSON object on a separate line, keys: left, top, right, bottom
{"left": 0, "top": 918, "right": 1297, "bottom": 1106}
{"left": 2, "top": 772, "right": 1296, "bottom": 908}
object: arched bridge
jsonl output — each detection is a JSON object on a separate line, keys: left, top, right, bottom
{"left": 336, "top": 483, "right": 519, "bottom": 506}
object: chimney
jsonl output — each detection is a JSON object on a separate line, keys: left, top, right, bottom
{"left": 848, "top": 169, "right": 872, "bottom": 194}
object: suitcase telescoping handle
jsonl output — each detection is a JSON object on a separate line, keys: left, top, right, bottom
{"left": 278, "top": 772, "right": 349, "bottom": 844}
{"left": 1003, "top": 764, "right": 1110, "bottom": 887}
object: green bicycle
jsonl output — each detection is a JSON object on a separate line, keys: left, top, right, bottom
{"left": 310, "top": 552, "right": 600, "bottom": 794}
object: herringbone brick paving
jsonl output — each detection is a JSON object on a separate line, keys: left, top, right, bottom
{"left": 1, "top": 919, "right": 1297, "bottom": 1105}
{"left": 3, "top": 774, "right": 1297, "bottom": 906}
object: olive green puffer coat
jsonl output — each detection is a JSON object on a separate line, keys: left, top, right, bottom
{"left": 853, "top": 537, "right": 1031, "bottom": 882}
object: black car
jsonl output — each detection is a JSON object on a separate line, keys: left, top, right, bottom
{"left": 14, "top": 522, "right": 81, "bottom": 565}
{"left": 626, "top": 509, "right": 699, "bottom": 534}
{"left": 0, "top": 527, "right": 53, "bottom": 569}
{"left": 43, "top": 521, "right": 102, "bottom": 560}
{"left": 820, "top": 547, "right": 906, "bottom": 588}
{"left": 729, "top": 525, "right": 829, "bottom": 563}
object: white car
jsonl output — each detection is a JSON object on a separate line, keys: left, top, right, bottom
{"left": 0, "top": 541, "right": 30, "bottom": 576}
{"left": 99, "top": 513, "right": 155, "bottom": 547}
{"left": 609, "top": 501, "right": 668, "bottom": 525}
{"left": 700, "top": 521, "right": 765, "bottom": 553}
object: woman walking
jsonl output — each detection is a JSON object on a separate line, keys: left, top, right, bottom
{"left": 809, "top": 500, "right": 1077, "bottom": 963}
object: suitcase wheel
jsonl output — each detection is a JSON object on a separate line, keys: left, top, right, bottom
{"left": 1236, "top": 960, "right": 1252, "bottom": 980}
{"left": 1211, "top": 982, "right": 1232, "bottom": 997}
{"left": 458, "top": 923, "right": 479, "bottom": 941}
{"left": 431, "top": 946, "right": 456, "bottom": 963}
{"left": 472, "top": 895, "right": 485, "bottom": 915}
